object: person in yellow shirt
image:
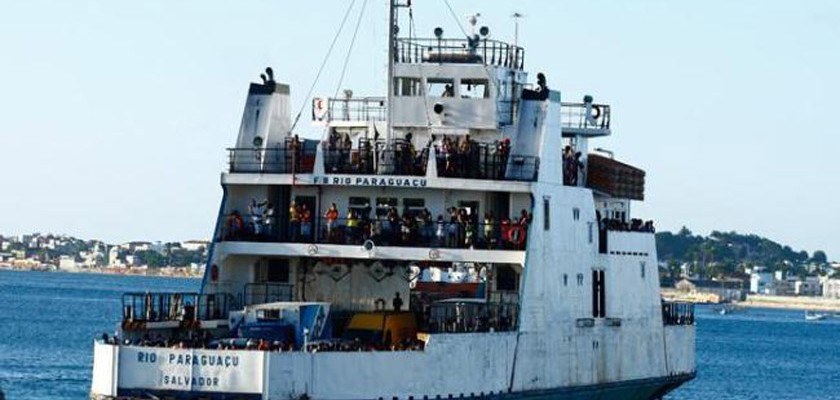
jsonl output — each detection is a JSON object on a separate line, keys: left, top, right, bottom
{"left": 346, "top": 210, "right": 359, "bottom": 244}
{"left": 288, "top": 201, "right": 300, "bottom": 242}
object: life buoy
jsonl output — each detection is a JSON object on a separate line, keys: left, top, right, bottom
{"left": 591, "top": 105, "right": 602, "bottom": 120}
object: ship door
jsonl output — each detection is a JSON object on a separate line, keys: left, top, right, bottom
{"left": 489, "top": 192, "right": 510, "bottom": 221}
{"left": 592, "top": 269, "right": 606, "bottom": 318}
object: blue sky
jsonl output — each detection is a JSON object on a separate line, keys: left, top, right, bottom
{"left": 0, "top": 0, "right": 838, "bottom": 260}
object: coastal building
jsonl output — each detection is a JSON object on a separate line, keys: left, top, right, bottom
{"left": 794, "top": 276, "right": 822, "bottom": 297}
{"left": 676, "top": 278, "right": 746, "bottom": 302}
{"left": 180, "top": 240, "right": 209, "bottom": 252}
{"left": 750, "top": 272, "right": 774, "bottom": 294}
{"left": 58, "top": 255, "right": 78, "bottom": 271}
{"left": 822, "top": 279, "right": 840, "bottom": 300}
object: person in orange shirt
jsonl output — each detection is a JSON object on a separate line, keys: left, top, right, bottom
{"left": 324, "top": 203, "right": 339, "bottom": 242}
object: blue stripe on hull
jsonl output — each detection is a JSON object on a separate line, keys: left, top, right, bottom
{"left": 111, "top": 373, "right": 694, "bottom": 400}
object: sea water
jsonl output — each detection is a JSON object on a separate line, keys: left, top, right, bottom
{"left": 1, "top": 269, "right": 839, "bottom": 399}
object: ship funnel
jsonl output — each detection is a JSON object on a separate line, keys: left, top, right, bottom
{"left": 231, "top": 68, "right": 291, "bottom": 171}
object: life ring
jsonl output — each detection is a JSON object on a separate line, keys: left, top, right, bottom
{"left": 591, "top": 105, "right": 602, "bottom": 120}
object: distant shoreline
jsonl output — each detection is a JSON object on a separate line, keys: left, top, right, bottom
{"left": 662, "top": 288, "right": 840, "bottom": 312}
{"left": 0, "top": 265, "right": 202, "bottom": 279}
{"left": 739, "top": 295, "right": 840, "bottom": 312}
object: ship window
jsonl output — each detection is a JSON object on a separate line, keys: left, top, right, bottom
{"left": 577, "top": 273, "right": 584, "bottom": 286}
{"left": 543, "top": 197, "right": 550, "bottom": 231}
{"left": 376, "top": 197, "right": 398, "bottom": 217}
{"left": 349, "top": 197, "right": 371, "bottom": 213}
{"left": 641, "top": 262, "right": 646, "bottom": 279}
{"left": 573, "top": 208, "right": 580, "bottom": 221}
{"left": 460, "top": 79, "right": 489, "bottom": 99}
{"left": 427, "top": 78, "right": 454, "bottom": 97}
{"left": 403, "top": 198, "right": 425, "bottom": 217}
{"left": 563, "top": 274, "right": 568, "bottom": 286}
{"left": 394, "top": 77, "right": 422, "bottom": 97}
{"left": 588, "top": 222, "right": 594, "bottom": 244}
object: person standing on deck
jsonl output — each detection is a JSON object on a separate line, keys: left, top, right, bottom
{"left": 392, "top": 292, "right": 404, "bottom": 312}
{"left": 300, "top": 204, "right": 312, "bottom": 242}
{"left": 248, "top": 199, "right": 265, "bottom": 237}
{"left": 289, "top": 201, "right": 300, "bottom": 242}
{"left": 324, "top": 203, "right": 339, "bottom": 242}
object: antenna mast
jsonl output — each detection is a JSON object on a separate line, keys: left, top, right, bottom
{"left": 386, "top": 0, "right": 398, "bottom": 143}
{"left": 512, "top": 12, "right": 524, "bottom": 49}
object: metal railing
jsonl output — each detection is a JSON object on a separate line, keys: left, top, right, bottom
{"left": 221, "top": 214, "right": 531, "bottom": 251}
{"left": 227, "top": 139, "right": 318, "bottom": 174}
{"left": 435, "top": 144, "right": 539, "bottom": 182}
{"left": 121, "top": 292, "right": 235, "bottom": 324}
{"left": 560, "top": 102, "right": 611, "bottom": 130}
{"left": 241, "top": 283, "right": 294, "bottom": 307}
{"left": 397, "top": 38, "right": 525, "bottom": 70}
{"left": 323, "top": 139, "right": 428, "bottom": 176}
{"left": 421, "top": 301, "right": 519, "bottom": 333}
{"left": 662, "top": 301, "right": 695, "bottom": 326}
{"left": 313, "top": 97, "right": 387, "bottom": 123}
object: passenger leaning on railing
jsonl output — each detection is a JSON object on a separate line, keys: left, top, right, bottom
{"left": 248, "top": 198, "right": 266, "bottom": 236}
{"left": 300, "top": 204, "right": 313, "bottom": 241}
{"left": 289, "top": 201, "right": 300, "bottom": 242}
{"left": 324, "top": 203, "right": 339, "bottom": 240}
{"left": 224, "top": 211, "right": 245, "bottom": 240}
{"left": 484, "top": 212, "right": 496, "bottom": 249}
{"left": 264, "top": 202, "right": 275, "bottom": 238}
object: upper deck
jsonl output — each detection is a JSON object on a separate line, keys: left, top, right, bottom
{"left": 395, "top": 37, "right": 525, "bottom": 70}
{"left": 224, "top": 137, "right": 539, "bottom": 191}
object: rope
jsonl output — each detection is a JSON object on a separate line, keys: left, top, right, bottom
{"left": 442, "top": 0, "right": 469, "bottom": 38}
{"left": 333, "top": 0, "right": 370, "bottom": 100}
{"left": 290, "top": 0, "right": 359, "bottom": 133}
{"left": 409, "top": 8, "right": 433, "bottom": 128}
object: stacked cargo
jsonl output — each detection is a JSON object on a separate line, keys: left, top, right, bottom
{"left": 586, "top": 153, "right": 645, "bottom": 200}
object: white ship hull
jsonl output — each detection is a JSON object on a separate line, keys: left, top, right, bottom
{"left": 92, "top": 324, "right": 693, "bottom": 400}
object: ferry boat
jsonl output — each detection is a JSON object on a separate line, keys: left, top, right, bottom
{"left": 90, "top": 2, "right": 696, "bottom": 399}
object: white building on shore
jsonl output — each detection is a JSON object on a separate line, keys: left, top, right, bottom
{"left": 823, "top": 278, "right": 840, "bottom": 299}
{"left": 750, "top": 271, "right": 774, "bottom": 294}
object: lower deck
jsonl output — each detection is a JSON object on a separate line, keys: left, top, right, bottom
{"left": 91, "top": 324, "right": 695, "bottom": 400}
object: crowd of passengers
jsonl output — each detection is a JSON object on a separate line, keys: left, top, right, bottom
{"left": 322, "top": 131, "right": 514, "bottom": 180}
{"left": 225, "top": 201, "right": 533, "bottom": 250}
{"left": 100, "top": 332, "right": 426, "bottom": 353}
{"left": 306, "top": 338, "right": 425, "bottom": 352}
{"left": 436, "top": 136, "right": 510, "bottom": 179}
{"left": 324, "top": 132, "right": 427, "bottom": 176}
{"left": 223, "top": 198, "right": 278, "bottom": 241}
